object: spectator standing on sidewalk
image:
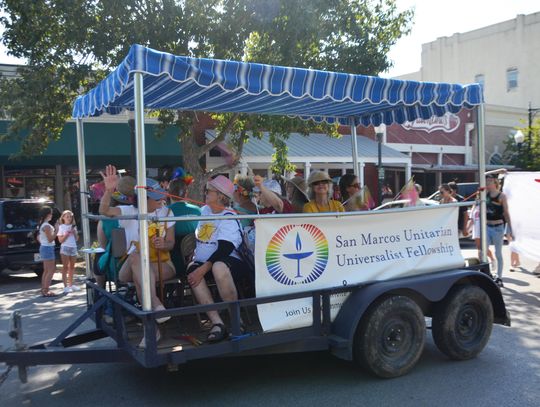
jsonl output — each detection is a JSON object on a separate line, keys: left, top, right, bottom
{"left": 57, "top": 210, "right": 80, "bottom": 294}
{"left": 37, "top": 206, "right": 57, "bottom": 297}
{"left": 485, "top": 175, "right": 511, "bottom": 287}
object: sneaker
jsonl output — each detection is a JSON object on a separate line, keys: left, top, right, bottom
{"left": 154, "top": 304, "right": 171, "bottom": 324}
{"left": 63, "top": 286, "right": 73, "bottom": 294}
{"left": 138, "top": 328, "right": 161, "bottom": 348}
{"left": 495, "top": 278, "right": 504, "bottom": 288}
{"left": 70, "top": 285, "right": 81, "bottom": 292}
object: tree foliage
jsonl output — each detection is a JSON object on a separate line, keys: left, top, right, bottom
{"left": 503, "top": 119, "right": 540, "bottom": 170}
{"left": 0, "top": 0, "right": 413, "bottom": 194}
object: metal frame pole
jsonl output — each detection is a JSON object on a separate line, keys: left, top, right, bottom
{"left": 75, "top": 119, "right": 91, "bottom": 278}
{"left": 377, "top": 132, "right": 383, "bottom": 205}
{"left": 349, "top": 118, "right": 359, "bottom": 177}
{"left": 475, "top": 105, "right": 488, "bottom": 263}
{"left": 134, "top": 72, "right": 152, "bottom": 312}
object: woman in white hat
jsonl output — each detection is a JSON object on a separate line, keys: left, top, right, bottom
{"left": 253, "top": 175, "right": 293, "bottom": 214}
{"left": 303, "top": 171, "right": 345, "bottom": 213}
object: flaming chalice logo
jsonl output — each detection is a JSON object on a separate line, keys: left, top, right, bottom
{"left": 283, "top": 233, "right": 313, "bottom": 279}
{"left": 266, "top": 224, "right": 328, "bottom": 286}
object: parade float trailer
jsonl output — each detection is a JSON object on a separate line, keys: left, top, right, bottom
{"left": 1, "top": 45, "right": 509, "bottom": 381}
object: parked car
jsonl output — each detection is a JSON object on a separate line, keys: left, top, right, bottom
{"left": 373, "top": 198, "right": 439, "bottom": 211}
{"left": 0, "top": 199, "right": 60, "bottom": 278}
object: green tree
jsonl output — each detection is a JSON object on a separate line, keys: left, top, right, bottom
{"left": 503, "top": 119, "right": 540, "bottom": 170}
{"left": 0, "top": 0, "right": 413, "bottom": 197}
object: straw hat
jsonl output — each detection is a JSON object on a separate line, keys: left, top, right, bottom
{"left": 285, "top": 176, "right": 309, "bottom": 201}
{"left": 307, "top": 171, "right": 332, "bottom": 186}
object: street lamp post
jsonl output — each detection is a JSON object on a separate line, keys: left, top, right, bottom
{"left": 514, "top": 130, "right": 525, "bottom": 168}
{"left": 527, "top": 103, "right": 540, "bottom": 166}
{"left": 376, "top": 132, "right": 384, "bottom": 205}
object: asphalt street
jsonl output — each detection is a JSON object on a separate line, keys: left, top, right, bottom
{"left": 0, "top": 243, "right": 539, "bottom": 407}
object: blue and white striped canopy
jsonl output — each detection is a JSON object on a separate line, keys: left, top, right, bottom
{"left": 72, "top": 44, "right": 483, "bottom": 126}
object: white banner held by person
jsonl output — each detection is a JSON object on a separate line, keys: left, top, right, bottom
{"left": 503, "top": 172, "right": 540, "bottom": 262}
{"left": 255, "top": 206, "right": 464, "bottom": 332}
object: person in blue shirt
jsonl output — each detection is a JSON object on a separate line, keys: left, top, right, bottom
{"left": 167, "top": 169, "right": 201, "bottom": 276}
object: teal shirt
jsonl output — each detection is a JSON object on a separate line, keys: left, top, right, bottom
{"left": 233, "top": 203, "right": 257, "bottom": 227}
{"left": 168, "top": 201, "right": 201, "bottom": 236}
{"left": 97, "top": 218, "right": 120, "bottom": 281}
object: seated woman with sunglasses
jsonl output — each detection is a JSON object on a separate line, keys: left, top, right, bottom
{"left": 303, "top": 171, "right": 345, "bottom": 213}
{"left": 338, "top": 173, "right": 368, "bottom": 211}
{"left": 186, "top": 175, "right": 250, "bottom": 343}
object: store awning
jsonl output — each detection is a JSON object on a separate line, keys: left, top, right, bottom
{"left": 206, "top": 130, "right": 409, "bottom": 164}
{"left": 0, "top": 120, "right": 182, "bottom": 167}
{"left": 72, "top": 45, "right": 483, "bottom": 127}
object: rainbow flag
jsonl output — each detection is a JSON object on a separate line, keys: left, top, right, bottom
{"left": 349, "top": 185, "right": 375, "bottom": 210}
{"left": 399, "top": 178, "right": 419, "bottom": 206}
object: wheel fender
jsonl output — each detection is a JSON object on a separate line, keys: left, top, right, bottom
{"left": 330, "top": 269, "right": 508, "bottom": 361}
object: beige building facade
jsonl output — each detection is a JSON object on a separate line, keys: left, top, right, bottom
{"left": 397, "top": 11, "right": 540, "bottom": 166}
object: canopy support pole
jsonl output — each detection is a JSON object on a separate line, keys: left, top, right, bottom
{"left": 475, "top": 104, "right": 488, "bottom": 263}
{"left": 75, "top": 119, "right": 91, "bottom": 279}
{"left": 134, "top": 72, "right": 152, "bottom": 312}
{"left": 350, "top": 118, "right": 359, "bottom": 177}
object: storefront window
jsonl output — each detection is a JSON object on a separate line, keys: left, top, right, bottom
{"left": 4, "top": 177, "right": 25, "bottom": 198}
{"left": 25, "top": 177, "right": 55, "bottom": 201}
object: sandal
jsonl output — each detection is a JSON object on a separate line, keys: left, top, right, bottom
{"left": 41, "top": 289, "right": 56, "bottom": 297}
{"left": 207, "top": 323, "right": 227, "bottom": 343}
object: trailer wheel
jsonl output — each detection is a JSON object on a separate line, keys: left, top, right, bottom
{"left": 432, "top": 285, "right": 493, "bottom": 360}
{"left": 354, "top": 296, "right": 425, "bottom": 378}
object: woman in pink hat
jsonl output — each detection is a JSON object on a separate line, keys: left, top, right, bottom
{"left": 186, "top": 175, "right": 250, "bottom": 343}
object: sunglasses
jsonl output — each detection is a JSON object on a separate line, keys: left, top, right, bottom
{"left": 312, "top": 180, "right": 329, "bottom": 186}
{"left": 205, "top": 187, "right": 218, "bottom": 194}
{"left": 349, "top": 183, "right": 360, "bottom": 188}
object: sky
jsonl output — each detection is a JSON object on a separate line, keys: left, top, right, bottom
{"left": 383, "top": 0, "right": 540, "bottom": 77}
{"left": 1, "top": 0, "right": 539, "bottom": 76}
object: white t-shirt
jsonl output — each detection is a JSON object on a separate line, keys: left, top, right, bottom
{"left": 193, "top": 206, "right": 242, "bottom": 263}
{"left": 118, "top": 205, "right": 175, "bottom": 254}
{"left": 39, "top": 222, "right": 55, "bottom": 247}
{"left": 471, "top": 205, "right": 481, "bottom": 239}
{"left": 58, "top": 224, "right": 77, "bottom": 248}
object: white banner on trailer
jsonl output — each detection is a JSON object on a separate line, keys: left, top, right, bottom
{"left": 255, "top": 206, "right": 464, "bottom": 332}
{"left": 503, "top": 172, "right": 540, "bottom": 262}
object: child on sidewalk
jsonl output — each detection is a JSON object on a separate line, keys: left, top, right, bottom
{"left": 57, "top": 210, "right": 80, "bottom": 293}
{"left": 38, "top": 206, "right": 57, "bottom": 297}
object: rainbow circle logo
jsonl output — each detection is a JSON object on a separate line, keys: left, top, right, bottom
{"left": 266, "top": 224, "right": 329, "bottom": 286}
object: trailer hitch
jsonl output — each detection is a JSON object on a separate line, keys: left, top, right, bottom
{"left": 4, "top": 310, "right": 29, "bottom": 383}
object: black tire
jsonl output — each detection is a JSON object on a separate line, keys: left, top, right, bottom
{"left": 33, "top": 266, "right": 44, "bottom": 278}
{"left": 432, "top": 285, "right": 493, "bottom": 360}
{"left": 354, "top": 296, "right": 426, "bottom": 378}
